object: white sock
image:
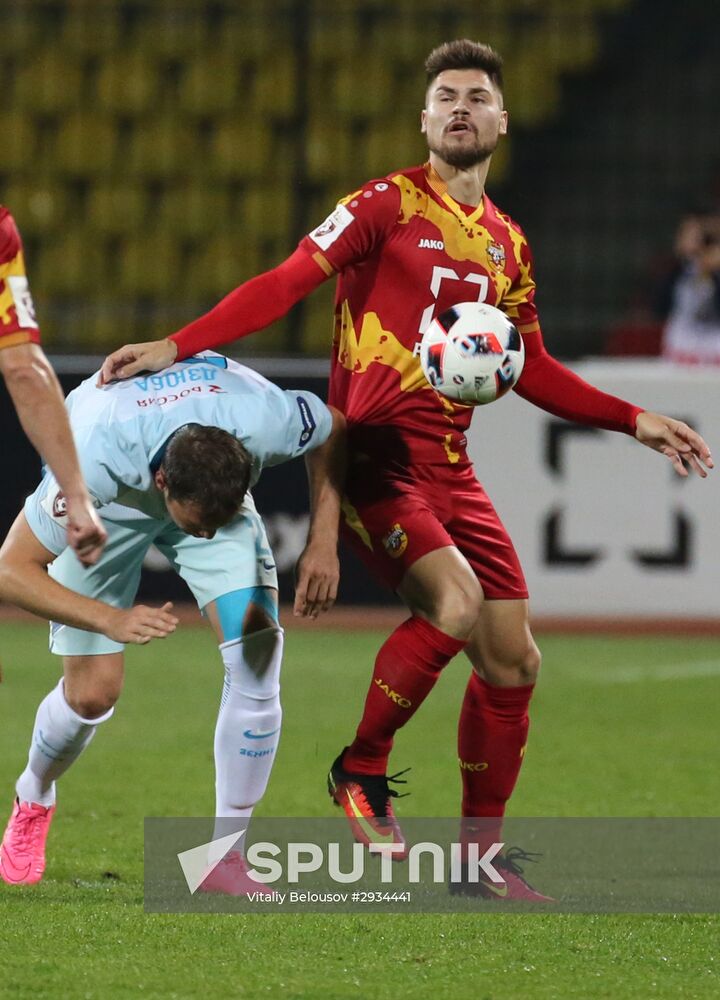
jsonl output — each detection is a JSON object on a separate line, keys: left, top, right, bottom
{"left": 15, "top": 679, "right": 114, "bottom": 807}
{"left": 213, "top": 627, "right": 284, "bottom": 841}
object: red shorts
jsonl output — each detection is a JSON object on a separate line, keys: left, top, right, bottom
{"left": 340, "top": 462, "right": 528, "bottom": 600}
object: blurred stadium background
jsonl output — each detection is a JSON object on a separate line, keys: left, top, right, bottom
{"left": 2, "top": 0, "right": 719, "bottom": 620}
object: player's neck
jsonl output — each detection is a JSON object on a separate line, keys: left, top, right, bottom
{"left": 428, "top": 153, "right": 490, "bottom": 207}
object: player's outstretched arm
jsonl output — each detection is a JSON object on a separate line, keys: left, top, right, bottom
{"left": 0, "top": 512, "right": 178, "bottom": 644}
{"left": 0, "top": 343, "right": 108, "bottom": 565}
{"left": 294, "top": 406, "right": 347, "bottom": 619}
{"left": 634, "top": 411, "right": 714, "bottom": 478}
{"left": 99, "top": 249, "right": 327, "bottom": 384}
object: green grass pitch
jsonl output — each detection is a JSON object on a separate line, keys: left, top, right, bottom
{"left": 1, "top": 620, "right": 719, "bottom": 999}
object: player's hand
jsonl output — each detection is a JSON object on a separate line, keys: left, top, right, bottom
{"left": 65, "top": 494, "right": 108, "bottom": 566}
{"left": 104, "top": 601, "right": 178, "bottom": 644}
{"left": 98, "top": 339, "right": 178, "bottom": 385}
{"left": 635, "top": 411, "right": 714, "bottom": 478}
{"left": 293, "top": 540, "right": 339, "bottom": 619}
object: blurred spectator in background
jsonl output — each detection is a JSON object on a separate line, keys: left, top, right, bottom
{"left": 658, "top": 207, "right": 720, "bottom": 365}
{"left": 0, "top": 207, "right": 106, "bottom": 565}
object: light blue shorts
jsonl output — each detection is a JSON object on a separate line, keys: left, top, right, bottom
{"left": 48, "top": 492, "right": 278, "bottom": 657}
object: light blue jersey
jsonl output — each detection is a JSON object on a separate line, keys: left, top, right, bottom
{"left": 25, "top": 352, "right": 332, "bottom": 555}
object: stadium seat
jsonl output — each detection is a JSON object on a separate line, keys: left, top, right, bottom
{"left": 32, "top": 231, "right": 108, "bottom": 298}
{"left": 241, "top": 185, "right": 293, "bottom": 241}
{"left": 13, "top": 50, "right": 84, "bottom": 114}
{"left": 157, "top": 184, "right": 231, "bottom": 240}
{"left": 363, "top": 119, "right": 425, "bottom": 178}
{"left": 96, "top": 52, "right": 159, "bottom": 116}
{"left": 53, "top": 114, "right": 118, "bottom": 178}
{"left": 86, "top": 184, "right": 148, "bottom": 237}
{"left": 178, "top": 54, "right": 242, "bottom": 117}
{"left": 125, "top": 121, "right": 199, "bottom": 180}
{"left": 59, "top": 7, "right": 122, "bottom": 56}
{"left": 0, "top": 8, "right": 40, "bottom": 54}
{"left": 1, "top": 181, "right": 69, "bottom": 235}
{"left": 300, "top": 282, "right": 337, "bottom": 354}
{"left": 0, "top": 112, "right": 39, "bottom": 172}
{"left": 304, "top": 120, "right": 356, "bottom": 184}
{"left": 117, "top": 235, "right": 182, "bottom": 296}
{"left": 251, "top": 57, "right": 298, "bottom": 119}
{"left": 132, "top": 9, "right": 209, "bottom": 59}
{"left": 208, "top": 119, "right": 274, "bottom": 180}
{"left": 185, "top": 234, "right": 263, "bottom": 301}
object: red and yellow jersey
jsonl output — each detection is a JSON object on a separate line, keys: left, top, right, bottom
{"left": 0, "top": 206, "right": 41, "bottom": 350}
{"left": 300, "top": 162, "right": 540, "bottom": 467}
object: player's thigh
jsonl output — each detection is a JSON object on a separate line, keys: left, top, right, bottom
{"left": 397, "top": 546, "right": 483, "bottom": 639}
{"left": 62, "top": 653, "right": 124, "bottom": 718}
{"left": 49, "top": 504, "right": 161, "bottom": 658}
{"left": 158, "top": 492, "right": 279, "bottom": 642}
{"left": 465, "top": 599, "right": 541, "bottom": 686}
{"left": 446, "top": 473, "right": 528, "bottom": 601}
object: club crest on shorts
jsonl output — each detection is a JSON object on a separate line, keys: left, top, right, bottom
{"left": 486, "top": 241, "right": 506, "bottom": 270}
{"left": 382, "top": 523, "right": 408, "bottom": 558}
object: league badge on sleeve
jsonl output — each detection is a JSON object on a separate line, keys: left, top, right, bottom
{"left": 308, "top": 205, "right": 355, "bottom": 251}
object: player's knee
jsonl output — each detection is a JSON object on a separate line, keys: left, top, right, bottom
{"left": 65, "top": 684, "right": 120, "bottom": 719}
{"left": 519, "top": 639, "right": 542, "bottom": 685}
{"left": 431, "top": 578, "right": 483, "bottom": 639}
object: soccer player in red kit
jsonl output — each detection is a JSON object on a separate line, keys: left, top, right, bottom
{"left": 0, "top": 207, "right": 106, "bottom": 565}
{"left": 101, "top": 41, "right": 712, "bottom": 899}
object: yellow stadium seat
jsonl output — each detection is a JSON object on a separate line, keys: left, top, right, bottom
{"left": 13, "top": 50, "right": 84, "bottom": 114}
{"left": 1, "top": 181, "right": 69, "bottom": 235}
{"left": 33, "top": 232, "right": 108, "bottom": 298}
{"left": 241, "top": 185, "right": 293, "bottom": 242}
{"left": 96, "top": 52, "right": 159, "bottom": 116}
{"left": 304, "top": 120, "right": 356, "bottom": 184}
{"left": 208, "top": 118, "right": 274, "bottom": 180}
{"left": 59, "top": 7, "right": 122, "bottom": 56}
{"left": 333, "top": 57, "right": 395, "bottom": 119}
{"left": 252, "top": 57, "right": 298, "bottom": 119}
{"left": 0, "top": 112, "right": 39, "bottom": 171}
{"left": 363, "top": 119, "right": 425, "bottom": 178}
{"left": 125, "top": 121, "right": 199, "bottom": 179}
{"left": 300, "top": 282, "right": 337, "bottom": 355}
{"left": 178, "top": 54, "right": 243, "bottom": 116}
{"left": 54, "top": 114, "right": 118, "bottom": 178}
{"left": 157, "top": 184, "right": 231, "bottom": 240}
{"left": 185, "top": 234, "right": 263, "bottom": 301}
{"left": 86, "top": 185, "right": 148, "bottom": 236}
{"left": 117, "top": 235, "right": 182, "bottom": 297}
{"left": 0, "top": 8, "right": 40, "bottom": 54}
{"left": 132, "top": 8, "right": 209, "bottom": 59}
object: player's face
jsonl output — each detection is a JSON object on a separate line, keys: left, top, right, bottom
{"left": 164, "top": 497, "right": 220, "bottom": 539}
{"left": 422, "top": 69, "right": 507, "bottom": 169}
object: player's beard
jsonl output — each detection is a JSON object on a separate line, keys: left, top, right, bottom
{"left": 429, "top": 133, "right": 499, "bottom": 170}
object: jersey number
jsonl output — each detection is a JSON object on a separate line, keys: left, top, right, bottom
{"left": 418, "top": 267, "right": 489, "bottom": 334}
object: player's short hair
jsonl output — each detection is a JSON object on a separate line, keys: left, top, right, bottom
{"left": 161, "top": 424, "right": 251, "bottom": 527}
{"left": 425, "top": 39, "right": 504, "bottom": 95}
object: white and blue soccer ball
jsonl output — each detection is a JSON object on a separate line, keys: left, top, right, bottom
{"left": 420, "top": 301, "right": 525, "bottom": 405}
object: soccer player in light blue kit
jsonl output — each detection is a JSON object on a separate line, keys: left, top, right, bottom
{"left": 0, "top": 352, "right": 344, "bottom": 893}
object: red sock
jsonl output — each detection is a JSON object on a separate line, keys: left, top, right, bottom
{"left": 344, "top": 616, "right": 465, "bottom": 775}
{"left": 458, "top": 672, "right": 534, "bottom": 849}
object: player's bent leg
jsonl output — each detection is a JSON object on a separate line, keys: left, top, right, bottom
{"left": 1, "top": 654, "right": 122, "bottom": 886}
{"left": 198, "top": 588, "right": 281, "bottom": 896}
{"left": 455, "top": 601, "right": 551, "bottom": 901}
{"left": 332, "top": 547, "right": 476, "bottom": 858}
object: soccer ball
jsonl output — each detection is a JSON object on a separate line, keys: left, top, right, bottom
{"left": 420, "top": 302, "right": 525, "bottom": 405}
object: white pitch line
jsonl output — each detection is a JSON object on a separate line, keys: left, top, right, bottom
{"left": 583, "top": 659, "right": 720, "bottom": 685}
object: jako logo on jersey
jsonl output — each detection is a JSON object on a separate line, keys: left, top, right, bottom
{"left": 382, "top": 523, "right": 408, "bottom": 557}
{"left": 459, "top": 759, "right": 489, "bottom": 772}
{"left": 487, "top": 241, "right": 506, "bottom": 269}
{"left": 374, "top": 678, "right": 411, "bottom": 709}
{"left": 418, "top": 238, "right": 445, "bottom": 250}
